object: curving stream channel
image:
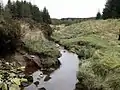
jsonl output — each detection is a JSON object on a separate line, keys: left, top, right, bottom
{"left": 25, "top": 47, "right": 79, "bottom": 90}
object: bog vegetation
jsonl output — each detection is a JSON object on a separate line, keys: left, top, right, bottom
{"left": 52, "top": 19, "right": 120, "bottom": 90}
{"left": 52, "top": 0, "right": 120, "bottom": 89}
{"left": 1, "top": 0, "right": 120, "bottom": 89}
{"left": 51, "top": 1, "right": 120, "bottom": 89}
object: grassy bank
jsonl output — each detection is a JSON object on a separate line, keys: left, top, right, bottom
{"left": 0, "top": 19, "right": 61, "bottom": 74}
{"left": 21, "top": 21, "right": 61, "bottom": 72}
{"left": 52, "top": 19, "right": 120, "bottom": 90}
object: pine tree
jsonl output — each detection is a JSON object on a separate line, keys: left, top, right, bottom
{"left": 16, "top": 0, "right": 22, "bottom": 18}
{"left": 7, "top": 0, "right": 12, "bottom": 9}
{"left": 31, "top": 5, "right": 43, "bottom": 22}
{"left": 6, "top": 0, "right": 12, "bottom": 16}
{"left": 4, "top": 0, "right": 12, "bottom": 19}
{"left": 10, "top": 1, "right": 17, "bottom": 18}
{"left": 3, "top": 0, "right": 51, "bottom": 23}
{"left": 42, "top": 7, "right": 51, "bottom": 24}
{"left": 4, "top": 6, "right": 12, "bottom": 19}
{"left": 0, "top": 2, "right": 3, "bottom": 15}
{"left": 22, "top": 1, "right": 31, "bottom": 18}
{"left": 103, "top": 0, "right": 120, "bottom": 19}
{"left": 96, "top": 12, "right": 101, "bottom": 19}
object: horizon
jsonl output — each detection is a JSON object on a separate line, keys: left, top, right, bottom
{"left": 3, "top": 0, "right": 106, "bottom": 19}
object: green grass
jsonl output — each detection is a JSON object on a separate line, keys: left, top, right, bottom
{"left": 52, "top": 19, "right": 120, "bottom": 90}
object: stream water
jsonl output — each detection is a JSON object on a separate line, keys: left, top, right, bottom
{"left": 25, "top": 47, "right": 79, "bottom": 90}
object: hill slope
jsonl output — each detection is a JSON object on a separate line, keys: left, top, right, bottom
{"left": 0, "top": 19, "right": 61, "bottom": 74}
{"left": 52, "top": 19, "right": 120, "bottom": 90}
{"left": 21, "top": 21, "right": 60, "bottom": 73}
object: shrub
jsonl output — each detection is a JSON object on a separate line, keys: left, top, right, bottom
{"left": 0, "top": 19, "right": 22, "bottom": 57}
{"left": 40, "top": 23, "right": 53, "bottom": 39}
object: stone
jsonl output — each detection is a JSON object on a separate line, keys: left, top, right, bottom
{"left": 38, "top": 87, "right": 46, "bottom": 90}
{"left": 44, "top": 75, "right": 51, "bottom": 81}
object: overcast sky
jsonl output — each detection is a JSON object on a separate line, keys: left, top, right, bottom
{"left": 3, "top": 0, "right": 106, "bottom": 19}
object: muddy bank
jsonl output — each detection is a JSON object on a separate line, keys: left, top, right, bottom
{"left": 26, "top": 47, "right": 79, "bottom": 90}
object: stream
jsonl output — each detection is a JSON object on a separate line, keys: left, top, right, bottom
{"left": 25, "top": 47, "right": 79, "bottom": 90}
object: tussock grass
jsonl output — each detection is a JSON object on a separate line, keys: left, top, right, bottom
{"left": 52, "top": 19, "right": 120, "bottom": 90}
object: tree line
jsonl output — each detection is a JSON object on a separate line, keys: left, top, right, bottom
{"left": 1, "top": 0, "right": 120, "bottom": 21}
{"left": 0, "top": 0, "right": 51, "bottom": 24}
{"left": 96, "top": 0, "right": 120, "bottom": 19}
{"left": 102, "top": 0, "right": 120, "bottom": 19}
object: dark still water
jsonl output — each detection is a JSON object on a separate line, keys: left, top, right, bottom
{"left": 25, "top": 48, "right": 79, "bottom": 90}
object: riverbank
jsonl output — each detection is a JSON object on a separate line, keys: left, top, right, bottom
{"left": 5, "top": 19, "right": 61, "bottom": 74}
{"left": 26, "top": 47, "right": 79, "bottom": 90}
{"left": 21, "top": 20, "right": 61, "bottom": 73}
{"left": 0, "top": 18, "right": 61, "bottom": 89}
{"left": 52, "top": 19, "right": 120, "bottom": 90}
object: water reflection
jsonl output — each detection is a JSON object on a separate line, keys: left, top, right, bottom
{"left": 25, "top": 48, "right": 79, "bottom": 90}
{"left": 44, "top": 49, "right": 79, "bottom": 90}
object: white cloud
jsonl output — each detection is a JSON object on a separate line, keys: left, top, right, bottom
{"left": 2, "top": 0, "right": 106, "bottom": 19}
